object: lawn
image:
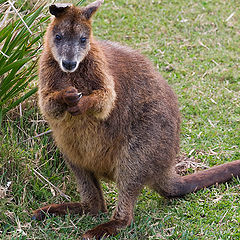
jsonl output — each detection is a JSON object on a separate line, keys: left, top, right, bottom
{"left": 0, "top": 0, "right": 239, "bottom": 239}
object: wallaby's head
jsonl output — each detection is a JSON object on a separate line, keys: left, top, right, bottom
{"left": 46, "top": 0, "right": 103, "bottom": 73}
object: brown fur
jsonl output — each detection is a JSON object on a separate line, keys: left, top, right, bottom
{"left": 34, "top": 1, "right": 240, "bottom": 239}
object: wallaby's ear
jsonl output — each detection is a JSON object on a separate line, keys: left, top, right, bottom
{"left": 82, "top": 0, "right": 104, "bottom": 20}
{"left": 49, "top": 3, "right": 72, "bottom": 17}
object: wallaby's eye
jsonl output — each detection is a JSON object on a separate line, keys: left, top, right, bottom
{"left": 80, "top": 37, "right": 87, "bottom": 44}
{"left": 55, "top": 34, "right": 62, "bottom": 41}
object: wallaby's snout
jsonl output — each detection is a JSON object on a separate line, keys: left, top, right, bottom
{"left": 62, "top": 60, "right": 77, "bottom": 72}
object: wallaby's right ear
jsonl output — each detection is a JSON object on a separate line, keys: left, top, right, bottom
{"left": 82, "top": 0, "right": 104, "bottom": 20}
{"left": 49, "top": 3, "right": 72, "bottom": 17}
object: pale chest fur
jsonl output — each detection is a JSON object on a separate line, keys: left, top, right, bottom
{"left": 48, "top": 113, "right": 117, "bottom": 180}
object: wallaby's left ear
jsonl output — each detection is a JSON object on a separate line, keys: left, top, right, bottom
{"left": 49, "top": 3, "right": 72, "bottom": 17}
{"left": 82, "top": 0, "right": 104, "bottom": 20}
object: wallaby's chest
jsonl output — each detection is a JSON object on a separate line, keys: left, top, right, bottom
{"left": 49, "top": 114, "right": 117, "bottom": 179}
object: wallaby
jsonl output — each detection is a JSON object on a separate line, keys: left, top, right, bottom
{"left": 34, "top": 1, "right": 240, "bottom": 239}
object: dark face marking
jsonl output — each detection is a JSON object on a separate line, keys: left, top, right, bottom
{"left": 51, "top": 19, "right": 91, "bottom": 73}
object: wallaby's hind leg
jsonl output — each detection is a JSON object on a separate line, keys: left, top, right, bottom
{"left": 153, "top": 160, "right": 240, "bottom": 198}
{"left": 82, "top": 180, "right": 143, "bottom": 239}
{"left": 82, "top": 187, "right": 141, "bottom": 239}
{"left": 82, "top": 154, "right": 145, "bottom": 239}
{"left": 33, "top": 162, "right": 107, "bottom": 220}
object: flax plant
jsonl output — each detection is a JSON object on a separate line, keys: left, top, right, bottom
{"left": 0, "top": 1, "right": 49, "bottom": 126}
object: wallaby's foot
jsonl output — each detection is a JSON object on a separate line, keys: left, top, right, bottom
{"left": 82, "top": 219, "right": 129, "bottom": 239}
{"left": 32, "top": 202, "right": 83, "bottom": 220}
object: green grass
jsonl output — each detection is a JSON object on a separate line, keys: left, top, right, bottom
{"left": 0, "top": 0, "right": 240, "bottom": 239}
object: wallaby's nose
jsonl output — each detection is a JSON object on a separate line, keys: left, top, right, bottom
{"left": 62, "top": 60, "right": 77, "bottom": 71}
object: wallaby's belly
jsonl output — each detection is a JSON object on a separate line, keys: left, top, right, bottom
{"left": 48, "top": 113, "right": 117, "bottom": 180}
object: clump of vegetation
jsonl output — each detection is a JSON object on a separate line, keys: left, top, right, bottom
{"left": 0, "top": 0, "right": 49, "bottom": 126}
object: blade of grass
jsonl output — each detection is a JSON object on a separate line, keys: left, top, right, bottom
{"left": 0, "top": 0, "right": 7, "bottom": 4}
{"left": 0, "top": 65, "right": 35, "bottom": 98}
{"left": 0, "top": 57, "right": 30, "bottom": 76}
{"left": 8, "top": 0, "right": 33, "bottom": 34}
{"left": 2, "top": 7, "right": 43, "bottom": 56}
{"left": 2, "top": 87, "right": 37, "bottom": 116}
{"left": 0, "top": 107, "right": 2, "bottom": 127}
{"left": 1, "top": 73, "right": 37, "bottom": 105}
{"left": 76, "top": 0, "right": 88, "bottom": 6}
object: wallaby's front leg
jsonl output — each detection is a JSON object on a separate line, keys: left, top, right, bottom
{"left": 67, "top": 88, "right": 115, "bottom": 119}
{"left": 66, "top": 93, "right": 98, "bottom": 116}
{"left": 68, "top": 162, "right": 107, "bottom": 215}
{"left": 39, "top": 86, "right": 81, "bottom": 119}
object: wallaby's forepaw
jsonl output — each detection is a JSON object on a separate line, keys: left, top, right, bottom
{"left": 67, "top": 96, "right": 94, "bottom": 116}
{"left": 82, "top": 221, "right": 119, "bottom": 240}
{"left": 61, "top": 87, "right": 82, "bottom": 107}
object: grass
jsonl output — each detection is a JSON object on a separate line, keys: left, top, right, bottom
{"left": 0, "top": 0, "right": 240, "bottom": 239}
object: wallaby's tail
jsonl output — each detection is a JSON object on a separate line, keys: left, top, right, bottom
{"left": 156, "top": 160, "right": 240, "bottom": 198}
{"left": 179, "top": 160, "right": 240, "bottom": 195}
